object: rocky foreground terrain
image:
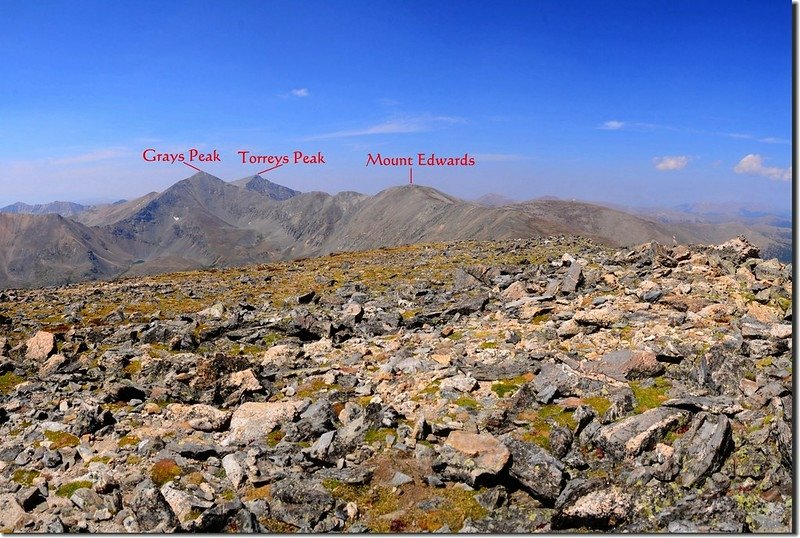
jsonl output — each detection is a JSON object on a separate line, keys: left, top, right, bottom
{"left": 0, "top": 236, "right": 792, "bottom": 532}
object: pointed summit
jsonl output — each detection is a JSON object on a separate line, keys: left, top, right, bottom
{"left": 179, "top": 171, "right": 226, "bottom": 186}
{"left": 231, "top": 175, "right": 300, "bottom": 201}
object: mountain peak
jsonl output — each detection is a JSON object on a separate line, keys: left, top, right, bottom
{"left": 376, "top": 183, "right": 463, "bottom": 204}
{"left": 181, "top": 171, "right": 225, "bottom": 184}
{"left": 231, "top": 175, "right": 300, "bottom": 201}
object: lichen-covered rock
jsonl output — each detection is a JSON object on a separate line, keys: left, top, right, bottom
{"left": 268, "top": 478, "right": 336, "bottom": 531}
{"left": 554, "top": 480, "right": 632, "bottom": 530}
{"left": 596, "top": 407, "right": 689, "bottom": 459}
{"left": 672, "top": 412, "right": 733, "bottom": 487}
{"left": 502, "top": 437, "right": 565, "bottom": 503}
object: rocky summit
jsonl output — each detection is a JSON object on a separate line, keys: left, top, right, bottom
{"left": 0, "top": 235, "right": 792, "bottom": 532}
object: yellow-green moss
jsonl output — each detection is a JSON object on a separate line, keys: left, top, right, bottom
{"left": 531, "top": 313, "right": 550, "bottom": 325}
{"left": 537, "top": 404, "right": 578, "bottom": 430}
{"left": 123, "top": 360, "right": 142, "bottom": 376}
{"left": 363, "top": 428, "right": 396, "bottom": 445}
{"left": 453, "top": 396, "right": 481, "bottom": 410}
{"left": 520, "top": 424, "right": 551, "bottom": 450}
{"left": 118, "top": 434, "right": 140, "bottom": 448}
{"left": 756, "top": 357, "right": 773, "bottom": 369}
{"left": 491, "top": 380, "right": 522, "bottom": 398}
{"left": 583, "top": 396, "right": 612, "bottom": 417}
{"left": 420, "top": 380, "right": 441, "bottom": 397}
{"left": 8, "top": 420, "right": 32, "bottom": 438}
{"left": 12, "top": 469, "right": 40, "bottom": 487}
{"left": 323, "top": 480, "right": 486, "bottom": 532}
{"left": 478, "top": 341, "right": 497, "bottom": 349}
{"left": 56, "top": 480, "right": 93, "bottom": 498}
{"left": 44, "top": 430, "right": 80, "bottom": 449}
{"left": 259, "top": 517, "right": 298, "bottom": 533}
{"left": 263, "top": 333, "right": 283, "bottom": 347}
{"left": 266, "top": 429, "right": 285, "bottom": 447}
{"left": 630, "top": 378, "right": 671, "bottom": 413}
{"left": 0, "top": 372, "right": 24, "bottom": 394}
{"left": 295, "top": 378, "right": 327, "bottom": 398}
{"left": 183, "top": 509, "right": 202, "bottom": 522}
{"left": 184, "top": 471, "right": 205, "bottom": 486}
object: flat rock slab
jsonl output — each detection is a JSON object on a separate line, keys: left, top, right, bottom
{"left": 573, "top": 308, "right": 621, "bottom": 328}
{"left": 440, "top": 375, "right": 478, "bottom": 393}
{"left": 596, "top": 407, "right": 688, "bottom": 459}
{"left": 223, "top": 401, "right": 305, "bottom": 446}
{"left": 584, "top": 349, "right": 664, "bottom": 381}
{"left": 166, "top": 403, "right": 231, "bottom": 432}
{"left": 445, "top": 431, "right": 510, "bottom": 475}
{"left": 662, "top": 395, "right": 743, "bottom": 416}
{"left": 25, "top": 330, "right": 55, "bottom": 361}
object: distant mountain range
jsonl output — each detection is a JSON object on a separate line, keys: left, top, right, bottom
{"left": 0, "top": 201, "right": 88, "bottom": 217}
{"left": 0, "top": 173, "right": 792, "bottom": 288}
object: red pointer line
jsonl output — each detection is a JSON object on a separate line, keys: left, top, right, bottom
{"left": 258, "top": 163, "right": 284, "bottom": 175}
{"left": 183, "top": 162, "right": 202, "bottom": 172}
{"left": 409, "top": 167, "right": 413, "bottom": 185}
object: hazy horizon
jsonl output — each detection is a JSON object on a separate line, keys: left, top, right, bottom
{"left": 1, "top": 1, "right": 792, "bottom": 215}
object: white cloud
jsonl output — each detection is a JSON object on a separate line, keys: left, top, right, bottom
{"left": 723, "top": 133, "right": 789, "bottom": 145}
{"left": 600, "top": 120, "right": 625, "bottom": 130}
{"left": 758, "top": 137, "right": 789, "bottom": 144}
{"left": 734, "top": 154, "right": 791, "bottom": 181}
{"left": 653, "top": 155, "right": 690, "bottom": 171}
{"left": 290, "top": 88, "right": 309, "bottom": 97}
{"left": 305, "top": 115, "right": 465, "bottom": 140}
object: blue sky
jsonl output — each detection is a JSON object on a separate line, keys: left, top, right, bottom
{"left": 0, "top": 0, "right": 792, "bottom": 213}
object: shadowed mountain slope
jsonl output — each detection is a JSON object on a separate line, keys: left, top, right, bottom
{"left": 231, "top": 174, "right": 301, "bottom": 201}
{"left": 0, "top": 213, "right": 134, "bottom": 288}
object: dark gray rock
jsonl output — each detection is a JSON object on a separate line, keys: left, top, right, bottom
{"left": 70, "top": 403, "right": 115, "bottom": 436}
{"left": 229, "top": 508, "right": 260, "bottom": 533}
{"left": 672, "top": 412, "right": 733, "bottom": 487}
{"left": 474, "top": 487, "right": 507, "bottom": 510}
{"left": 103, "top": 382, "right": 147, "bottom": 403}
{"left": 502, "top": 437, "right": 565, "bottom": 503}
{"left": 446, "top": 294, "right": 489, "bottom": 316}
{"left": 315, "top": 466, "right": 374, "bottom": 485}
{"left": 549, "top": 424, "right": 573, "bottom": 459}
{"left": 15, "top": 486, "right": 47, "bottom": 512}
{"left": 127, "top": 481, "right": 178, "bottom": 532}
{"left": 268, "top": 478, "right": 335, "bottom": 531}
{"left": 561, "top": 263, "right": 583, "bottom": 294}
{"left": 298, "top": 291, "right": 316, "bottom": 305}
